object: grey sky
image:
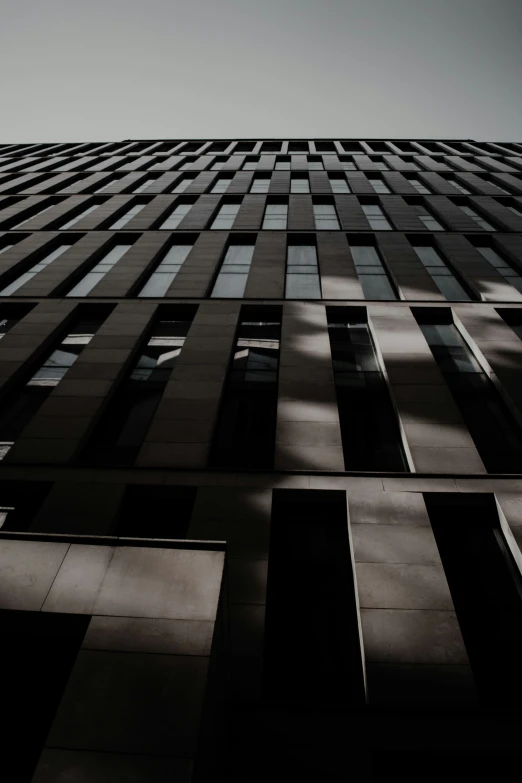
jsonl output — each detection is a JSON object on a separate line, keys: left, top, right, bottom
{"left": 1, "top": 0, "right": 521, "bottom": 142}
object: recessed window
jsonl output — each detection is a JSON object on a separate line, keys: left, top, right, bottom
{"left": 139, "top": 243, "right": 194, "bottom": 297}
{"left": 474, "top": 244, "right": 522, "bottom": 295}
{"left": 313, "top": 202, "right": 340, "bottom": 230}
{"left": 411, "top": 242, "right": 472, "bottom": 301}
{"left": 250, "top": 177, "right": 271, "bottom": 193}
{"left": 115, "top": 485, "right": 196, "bottom": 538}
{"left": 369, "top": 157, "right": 389, "bottom": 171}
{"left": 286, "top": 243, "right": 321, "bottom": 299}
{"left": 288, "top": 141, "right": 309, "bottom": 153}
{"left": 362, "top": 203, "right": 392, "bottom": 230}
{"left": 407, "top": 176, "right": 431, "bottom": 195}
{"left": 307, "top": 157, "right": 323, "bottom": 170}
{"left": 109, "top": 202, "right": 147, "bottom": 230}
{"left": 262, "top": 202, "right": 288, "bottom": 230}
{"left": 82, "top": 307, "right": 197, "bottom": 465}
{"left": 445, "top": 177, "right": 471, "bottom": 195}
{"left": 327, "top": 307, "right": 407, "bottom": 470}
{"left": 459, "top": 204, "right": 496, "bottom": 231}
{"left": 67, "top": 244, "right": 133, "bottom": 297}
{"left": 275, "top": 157, "right": 291, "bottom": 170}
{"left": 0, "top": 244, "right": 73, "bottom": 296}
{"left": 211, "top": 242, "right": 255, "bottom": 298}
{"left": 172, "top": 176, "right": 195, "bottom": 193}
{"left": 59, "top": 203, "right": 100, "bottom": 230}
{"left": 329, "top": 175, "right": 351, "bottom": 193}
{"left": 12, "top": 202, "right": 58, "bottom": 229}
{"left": 242, "top": 157, "right": 260, "bottom": 170}
{"left": 211, "top": 176, "right": 232, "bottom": 194}
{"left": 290, "top": 176, "right": 310, "bottom": 194}
{"left": 209, "top": 305, "right": 281, "bottom": 469}
{"left": 368, "top": 176, "right": 390, "bottom": 194}
{"left": 350, "top": 243, "right": 397, "bottom": 300}
{"left": 339, "top": 157, "right": 357, "bottom": 171}
{"left": 133, "top": 178, "right": 157, "bottom": 194}
{"left": 159, "top": 201, "right": 194, "bottom": 229}
{"left": 210, "top": 201, "right": 241, "bottom": 229}
{"left": 210, "top": 157, "right": 228, "bottom": 171}
{"left": 0, "top": 303, "right": 35, "bottom": 339}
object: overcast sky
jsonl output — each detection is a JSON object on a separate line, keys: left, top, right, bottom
{"left": 1, "top": 0, "right": 521, "bottom": 143}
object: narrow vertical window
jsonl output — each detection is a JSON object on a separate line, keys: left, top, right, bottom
{"left": 133, "top": 178, "right": 157, "bottom": 194}
{"left": 414, "top": 308, "right": 522, "bottom": 472}
{"left": 414, "top": 204, "right": 445, "bottom": 231}
{"left": 368, "top": 175, "right": 390, "bottom": 194}
{"left": 362, "top": 203, "right": 392, "bottom": 230}
{"left": 327, "top": 307, "right": 407, "bottom": 470}
{"left": 459, "top": 204, "right": 496, "bottom": 230}
{"left": 159, "top": 201, "right": 194, "bottom": 229}
{"left": 242, "top": 157, "right": 260, "bottom": 170}
{"left": 290, "top": 176, "right": 310, "bottom": 193}
{"left": 0, "top": 303, "right": 35, "bottom": 339}
{"left": 445, "top": 177, "right": 471, "bottom": 194}
{"left": 211, "top": 176, "right": 232, "bottom": 194}
{"left": 286, "top": 242, "right": 321, "bottom": 299}
{"left": 0, "top": 244, "right": 72, "bottom": 296}
{"left": 210, "top": 201, "right": 241, "bottom": 229}
{"left": 82, "top": 306, "right": 197, "bottom": 465}
{"left": 329, "top": 175, "right": 351, "bottom": 193}
{"left": 59, "top": 203, "right": 101, "bottom": 230}
{"left": 275, "top": 157, "right": 290, "bottom": 170}
{"left": 209, "top": 305, "right": 281, "bottom": 469}
{"left": 210, "top": 241, "right": 255, "bottom": 298}
{"left": 407, "top": 177, "right": 431, "bottom": 194}
{"left": 474, "top": 244, "right": 522, "bottom": 295}
{"left": 339, "top": 157, "right": 357, "bottom": 171}
{"left": 349, "top": 242, "right": 397, "bottom": 300}
{"left": 172, "top": 176, "right": 195, "bottom": 193}
{"left": 109, "top": 201, "right": 147, "bottom": 229}
{"left": 497, "top": 308, "right": 522, "bottom": 339}
{"left": 411, "top": 240, "right": 472, "bottom": 301}
{"left": 313, "top": 202, "right": 340, "bottom": 230}
{"left": 0, "top": 305, "right": 114, "bottom": 460}
{"left": 264, "top": 490, "right": 365, "bottom": 704}
{"left": 262, "top": 201, "right": 288, "bottom": 229}
{"left": 12, "top": 203, "right": 57, "bottom": 229}
{"left": 424, "top": 493, "right": 522, "bottom": 707}
{"left": 250, "top": 177, "right": 271, "bottom": 193}
{"left": 66, "top": 244, "right": 133, "bottom": 297}
{"left": 138, "top": 242, "right": 194, "bottom": 297}
{"left": 307, "top": 156, "right": 324, "bottom": 170}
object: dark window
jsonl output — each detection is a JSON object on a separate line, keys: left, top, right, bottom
{"left": 0, "top": 305, "right": 114, "bottom": 461}
{"left": 209, "top": 305, "right": 281, "bottom": 469}
{"left": 341, "top": 142, "right": 364, "bottom": 153}
{"left": 0, "top": 609, "right": 90, "bottom": 782}
{"left": 288, "top": 141, "right": 309, "bottom": 153}
{"left": 0, "top": 303, "right": 35, "bottom": 338}
{"left": 472, "top": 240, "right": 522, "bottom": 296}
{"left": 81, "top": 305, "right": 197, "bottom": 465}
{"left": 0, "top": 480, "right": 52, "bottom": 531}
{"left": 497, "top": 307, "right": 522, "bottom": 340}
{"left": 315, "top": 141, "right": 336, "bottom": 152}
{"left": 261, "top": 142, "right": 282, "bottom": 153}
{"left": 234, "top": 142, "right": 256, "bottom": 153}
{"left": 115, "top": 485, "right": 196, "bottom": 538}
{"left": 409, "top": 237, "right": 473, "bottom": 301}
{"left": 348, "top": 238, "right": 398, "bottom": 300}
{"left": 424, "top": 493, "right": 522, "bottom": 707}
{"left": 414, "top": 308, "right": 522, "bottom": 472}
{"left": 263, "top": 490, "right": 365, "bottom": 705}
{"left": 327, "top": 307, "right": 407, "bottom": 470}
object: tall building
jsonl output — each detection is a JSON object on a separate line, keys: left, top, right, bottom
{"left": 0, "top": 137, "right": 522, "bottom": 781}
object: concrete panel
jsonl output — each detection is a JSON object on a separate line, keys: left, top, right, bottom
{"left": 82, "top": 616, "right": 214, "bottom": 656}
{"left": 348, "top": 490, "right": 430, "bottom": 526}
{"left": 356, "top": 563, "right": 454, "bottom": 609}
{"left": 32, "top": 749, "right": 192, "bottom": 783}
{"left": 0, "top": 540, "right": 69, "bottom": 611}
{"left": 351, "top": 524, "right": 442, "bottom": 564}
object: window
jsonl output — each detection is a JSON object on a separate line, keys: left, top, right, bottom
{"left": 370, "top": 157, "right": 389, "bottom": 171}
{"left": 66, "top": 244, "right": 132, "bottom": 297}
{"left": 0, "top": 244, "right": 14, "bottom": 255}
{"left": 414, "top": 308, "right": 522, "bottom": 472}
{"left": 211, "top": 177, "right": 232, "bottom": 194}
{"left": 95, "top": 179, "right": 117, "bottom": 193}
{"left": 114, "top": 485, "right": 196, "bottom": 538}
{"left": 275, "top": 157, "right": 290, "bottom": 170}
{"left": 475, "top": 245, "right": 522, "bottom": 295}
{"left": 327, "top": 307, "right": 407, "bottom": 469}
{"left": 290, "top": 176, "right": 310, "bottom": 194}
{"left": 210, "top": 201, "right": 241, "bottom": 229}
{"left": 179, "top": 158, "right": 196, "bottom": 170}
{"left": 210, "top": 157, "right": 227, "bottom": 171}
{"left": 159, "top": 201, "right": 194, "bottom": 229}
{"left": 339, "top": 157, "right": 357, "bottom": 171}
{"left": 172, "top": 176, "right": 195, "bottom": 193}
{"left": 415, "top": 205, "right": 444, "bottom": 231}
{"left": 109, "top": 202, "right": 146, "bottom": 229}
{"left": 350, "top": 243, "right": 397, "bottom": 300}
{"left": 0, "top": 244, "right": 72, "bottom": 296}
{"left": 0, "top": 304, "right": 34, "bottom": 339}
{"left": 329, "top": 175, "right": 351, "bottom": 193}
{"left": 60, "top": 203, "right": 100, "bottom": 230}
{"left": 242, "top": 157, "right": 260, "bottom": 170}
{"left": 132, "top": 178, "right": 156, "bottom": 194}
{"left": 307, "top": 157, "right": 323, "bottom": 170}
{"left": 13, "top": 203, "right": 57, "bottom": 229}
{"left": 209, "top": 305, "right": 281, "bottom": 469}
{"left": 250, "top": 177, "right": 271, "bottom": 193}
{"left": 313, "top": 202, "right": 340, "bottom": 230}
{"left": 82, "top": 307, "right": 196, "bottom": 465}
{"left": 235, "top": 142, "right": 256, "bottom": 153}
{"left": 459, "top": 205, "right": 496, "bottom": 230}
{"left": 288, "top": 142, "right": 309, "bottom": 153}
{"left": 138, "top": 243, "right": 193, "bottom": 297}
{"left": 262, "top": 202, "right": 288, "bottom": 230}
{"left": 362, "top": 203, "right": 392, "bottom": 230}
{"left": 211, "top": 242, "right": 255, "bottom": 298}
{"left": 368, "top": 176, "right": 390, "bottom": 194}
{"left": 0, "top": 306, "right": 113, "bottom": 460}
{"left": 286, "top": 243, "right": 321, "bottom": 299}
{"left": 412, "top": 243, "right": 472, "bottom": 301}
{"left": 497, "top": 308, "right": 522, "bottom": 340}
{"left": 507, "top": 203, "right": 522, "bottom": 218}
{"left": 264, "top": 489, "right": 365, "bottom": 704}
{"left": 446, "top": 177, "right": 471, "bottom": 195}
{"left": 424, "top": 493, "right": 522, "bottom": 707}
{"left": 407, "top": 177, "right": 431, "bottom": 195}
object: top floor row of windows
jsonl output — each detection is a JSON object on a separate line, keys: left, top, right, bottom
{"left": 0, "top": 139, "right": 521, "bottom": 159}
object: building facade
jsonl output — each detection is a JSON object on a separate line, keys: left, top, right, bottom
{"left": 1, "top": 137, "right": 522, "bottom": 780}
